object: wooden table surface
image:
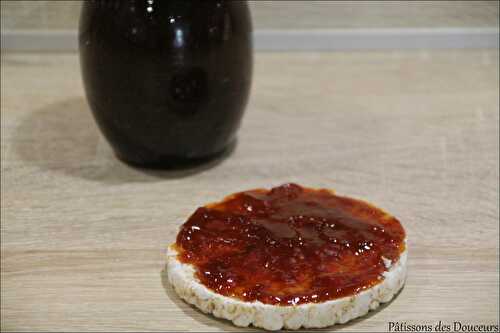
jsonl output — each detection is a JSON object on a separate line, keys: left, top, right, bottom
{"left": 1, "top": 50, "right": 498, "bottom": 332}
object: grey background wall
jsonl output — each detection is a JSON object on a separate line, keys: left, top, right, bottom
{"left": 1, "top": 0, "right": 499, "bottom": 31}
{"left": 1, "top": 1, "right": 498, "bottom": 51}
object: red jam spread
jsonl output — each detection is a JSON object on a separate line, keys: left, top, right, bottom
{"left": 175, "top": 183, "right": 406, "bottom": 306}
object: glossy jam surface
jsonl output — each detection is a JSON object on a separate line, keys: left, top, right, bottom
{"left": 176, "top": 184, "right": 406, "bottom": 306}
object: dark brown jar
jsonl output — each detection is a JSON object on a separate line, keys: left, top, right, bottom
{"left": 79, "top": 0, "right": 252, "bottom": 168}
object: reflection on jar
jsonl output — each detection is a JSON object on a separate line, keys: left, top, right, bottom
{"left": 169, "top": 67, "right": 208, "bottom": 112}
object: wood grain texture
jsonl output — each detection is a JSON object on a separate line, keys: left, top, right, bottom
{"left": 1, "top": 50, "right": 499, "bottom": 331}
